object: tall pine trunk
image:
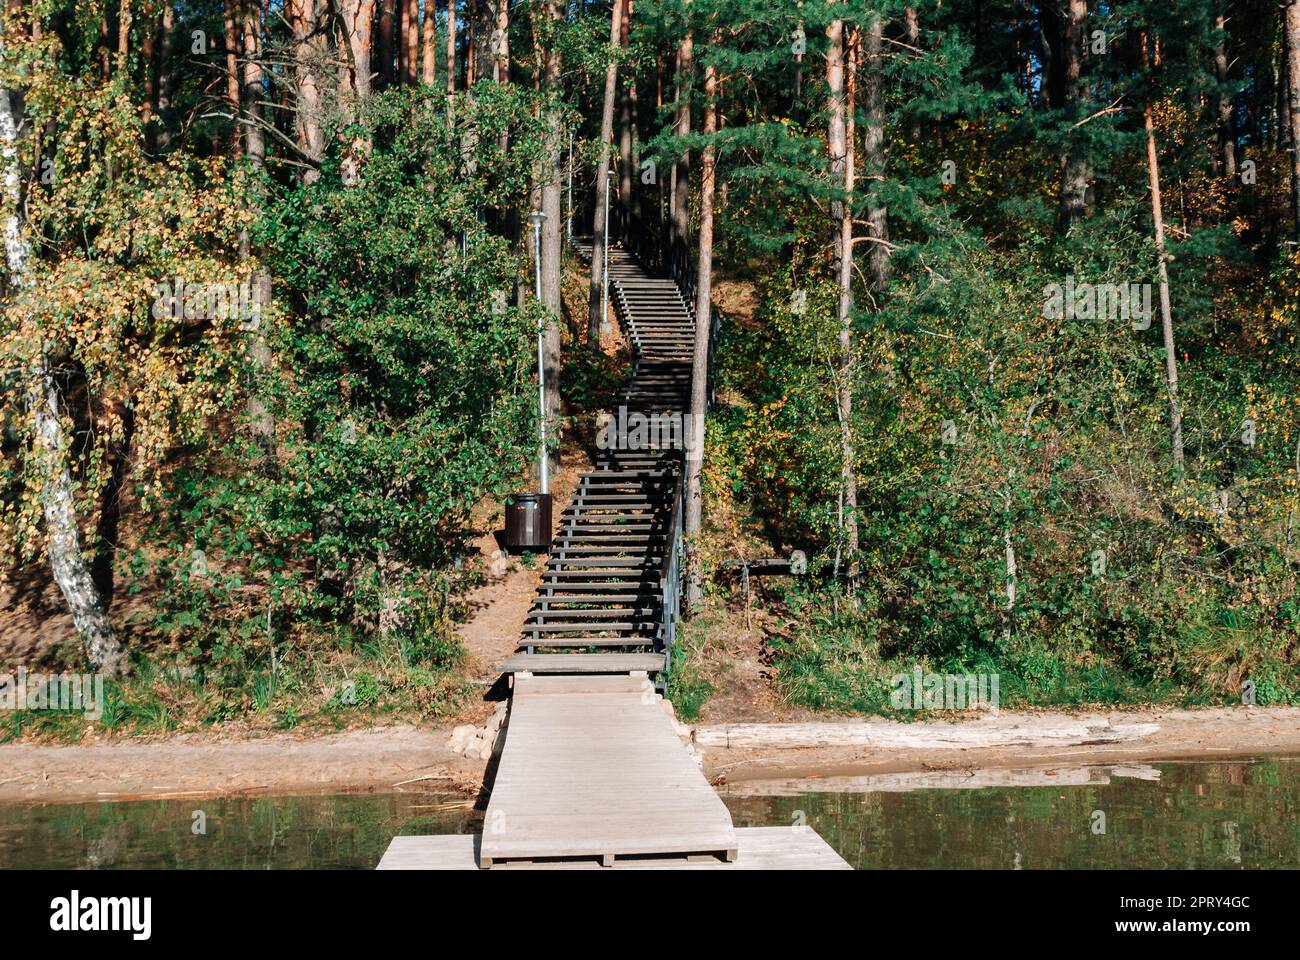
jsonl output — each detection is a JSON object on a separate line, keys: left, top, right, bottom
{"left": 421, "top": 0, "right": 437, "bottom": 84}
{"left": 446, "top": 0, "right": 457, "bottom": 92}
{"left": 466, "top": 0, "right": 479, "bottom": 81}
{"left": 617, "top": 0, "right": 635, "bottom": 216}
{"left": 339, "top": 0, "right": 376, "bottom": 102}
{"left": 683, "top": 50, "right": 718, "bottom": 615}
{"left": 538, "top": 0, "right": 564, "bottom": 476}
{"left": 862, "top": 14, "right": 889, "bottom": 292}
{"left": 827, "top": 13, "right": 860, "bottom": 595}
{"left": 401, "top": 0, "right": 419, "bottom": 85}
{"left": 2, "top": 53, "right": 124, "bottom": 675}
{"left": 669, "top": 32, "right": 693, "bottom": 248}
{"left": 239, "top": 0, "right": 275, "bottom": 459}
{"left": 378, "top": 0, "right": 396, "bottom": 89}
{"left": 1214, "top": 12, "right": 1236, "bottom": 178}
{"left": 116, "top": 0, "right": 132, "bottom": 63}
{"left": 1285, "top": 0, "right": 1300, "bottom": 232}
{"left": 1058, "top": 0, "right": 1090, "bottom": 227}
{"left": 153, "top": 4, "right": 176, "bottom": 150}
{"left": 224, "top": 0, "right": 241, "bottom": 150}
{"left": 400, "top": 0, "right": 416, "bottom": 85}
{"left": 292, "top": 0, "right": 325, "bottom": 181}
{"left": 904, "top": 6, "right": 920, "bottom": 143}
{"left": 1282, "top": 29, "right": 1294, "bottom": 155}
{"left": 586, "top": 0, "right": 625, "bottom": 349}
{"left": 493, "top": 0, "right": 510, "bottom": 81}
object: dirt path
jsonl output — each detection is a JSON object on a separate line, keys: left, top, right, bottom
{"left": 457, "top": 568, "right": 542, "bottom": 681}
{"left": 456, "top": 437, "right": 594, "bottom": 681}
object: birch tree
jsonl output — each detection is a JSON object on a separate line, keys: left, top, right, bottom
{"left": 2, "top": 36, "right": 124, "bottom": 674}
{"left": 1143, "top": 36, "right": 1185, "bottom": 478}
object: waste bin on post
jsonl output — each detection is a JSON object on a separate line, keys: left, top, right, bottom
{"left": 504, "top": 493, "right": 552, "bottom": 552}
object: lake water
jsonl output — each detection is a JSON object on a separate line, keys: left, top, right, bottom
{"left": 1, "top": 758, "right": 1296, "bottom": 869}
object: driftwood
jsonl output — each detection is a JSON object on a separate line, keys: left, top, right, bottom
{"left": 717, "top": 763, "right": 1162, "bottom": 797}
{"left": 692, "top": 717, "right": 1161, "bottom": 751}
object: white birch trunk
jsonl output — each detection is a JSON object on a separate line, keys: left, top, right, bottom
{"left": 2, "top": 72, "right": 124, "bottom": 675}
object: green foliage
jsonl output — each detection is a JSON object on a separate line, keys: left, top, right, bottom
{"left": 684, "top": 0, "right": 1300, "bottom": 711}
{"left": 665, "top": 633, "right": 715, "bottom": 721}
{"left": 139, "top": 87, "right": 550, "bottom": 668}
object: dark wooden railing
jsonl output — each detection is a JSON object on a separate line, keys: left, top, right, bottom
{"left": 609, "top": 205, "right": 722, "bottom": 686}
{"left": 612, "top": 206, "right": 721, "bottom": 404}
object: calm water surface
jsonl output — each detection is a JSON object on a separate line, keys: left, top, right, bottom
{"left": 0, "top": 758, "right": 1296, "bottom": 869}
{"left": 725, "top": 758, "right": 1300, "bottom": 869}
{"left": 0, "top": 792, "right": 473, "bottom": 869}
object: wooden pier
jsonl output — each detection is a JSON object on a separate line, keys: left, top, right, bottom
{"left": 479, "top": 674, "right": 736, "bottom": 867}
{"left": 379, "top": 827, "right": 850, "bottom": 870}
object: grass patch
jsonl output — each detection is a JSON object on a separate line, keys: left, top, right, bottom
{"left": 0, "top": 624, "right": 474, "bottom": 744}
{"left": 664, "top": 621, "right": 716, "bottom": 722}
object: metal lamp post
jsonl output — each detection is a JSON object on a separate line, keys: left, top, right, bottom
{"left": 530, "top": 210, "right": 549, "bottom": 495}
{"left": 601, "top": 168, "right": 613, "bottom": 336}
{"left": 502, "top": 212, "right": 554, "bottom": 555}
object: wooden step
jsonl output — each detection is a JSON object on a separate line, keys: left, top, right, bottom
{"left": 535, "top": 580, "right": 660, "bottom": 590}
{"left": 546, "top": 558, "right": 662, "bottom": 569}
{"left": 531, "top": 593, "right": 649, "bottom": 603}
{"left": 528, "top": 606, "right": 658, "bottom": 618}
{"left": 500, "top": 652, "right": 667, "bottom": 674}
{"left": 553, "top": 546, "right": 659, "bottom": 556}
{"left": 521, "top": 637, "right": 656, "bottom": 648}
{"left": 560, "top": 523, "right": 657, "bottom": 532}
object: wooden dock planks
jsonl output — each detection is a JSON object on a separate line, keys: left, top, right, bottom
{"left": 379, "top": 827, "right": 851, "bottom": 870}
{"left": 477, "top": 675, "right": 737, "bottom": 867}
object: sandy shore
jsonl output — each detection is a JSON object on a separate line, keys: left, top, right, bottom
{"left": 0, "top": 706, "right": 1296, "bottom": 805}
{"left": 0, "top": 726, "right": 486, "bottom": 805}
{"left": 700, "top": 706, "right": 1300, "bottom": 789}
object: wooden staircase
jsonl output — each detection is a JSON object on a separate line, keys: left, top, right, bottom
{"left": 501, "top": 242, "right": 695, "bottom": 681}
{"left": 380, "top": 225, "right": 850, "bottom": 870}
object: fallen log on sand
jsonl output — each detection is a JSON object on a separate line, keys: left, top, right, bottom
{"left": 717, "top": 763, "right": 1163, "bottom": 796}
{"left": 692, "top": 717, "right": 1161, "bottom": 751}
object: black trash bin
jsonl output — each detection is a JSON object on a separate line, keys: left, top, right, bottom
{"left": 504, "top": 493, "right": 552, "bottom": 552}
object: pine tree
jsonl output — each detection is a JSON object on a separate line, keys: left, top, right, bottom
{"left": 587, "top": 0, "right": 627, "bottom": 348}
{"left": 1286, "top": 0, "right": 1300, "bottom": 230}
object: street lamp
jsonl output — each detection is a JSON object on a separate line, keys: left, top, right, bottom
{"left": 503, "top": 211, "right": 554, "bottom": 557}
{"left": 601, "top": 168, "right": 613, "bottom": 336}
{"left": 529, "top": 210, "right": 549, "bottom": 495}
